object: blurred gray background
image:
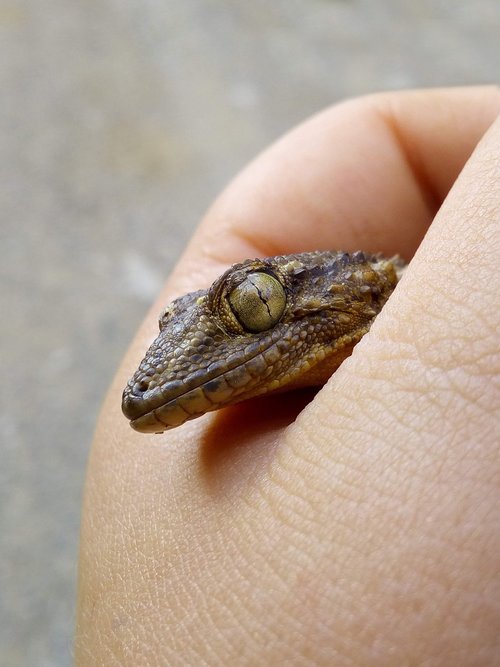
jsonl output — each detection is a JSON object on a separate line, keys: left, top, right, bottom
{"left": 1, "top": 1, "right": 498, "bottom": 664}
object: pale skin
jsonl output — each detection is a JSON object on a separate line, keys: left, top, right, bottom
{"left": 77, "top": 87, "right": 500, "bottom": 666}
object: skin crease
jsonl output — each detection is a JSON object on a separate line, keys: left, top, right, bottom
{"left": 76, "top": 88, "right": 500, "bottom": 666}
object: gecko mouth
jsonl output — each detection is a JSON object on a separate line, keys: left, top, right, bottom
{"left": 121, "top": 336, "right": 283, "bottom": 433}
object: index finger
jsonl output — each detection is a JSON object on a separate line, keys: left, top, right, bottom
{"left": 126, "top": 86, "right": 500, "bottom": 373}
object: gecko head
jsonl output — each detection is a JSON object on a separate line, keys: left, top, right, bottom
{"left": 121, "top": 260, "right": 293, "bottom": 433}
{"left": 121, "top": 253, "right": 401, "bottom": 433}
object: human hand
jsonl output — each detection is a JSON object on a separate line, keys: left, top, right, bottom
{"left": 77, "top": 87, "right": 500, "bottom": 666}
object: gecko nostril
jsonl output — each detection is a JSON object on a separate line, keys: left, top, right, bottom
{"left": 136, "top": 379, "right": 150, "bottom": 394}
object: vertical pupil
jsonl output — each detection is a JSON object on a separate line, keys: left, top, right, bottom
{"left": 228, "top": 272, "right": 286, "bottom": 332}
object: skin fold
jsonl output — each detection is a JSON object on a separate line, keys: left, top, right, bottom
{"left": 76, "top": 87, "right": 500, "bottom": 666}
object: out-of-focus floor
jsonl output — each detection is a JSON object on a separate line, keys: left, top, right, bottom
{"left": 1, "top": 1, "right": 498, "bottom": 664}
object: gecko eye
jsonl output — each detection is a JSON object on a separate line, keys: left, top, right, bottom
{"left": 227, "top": 272, "right": 286, "bottom": 333}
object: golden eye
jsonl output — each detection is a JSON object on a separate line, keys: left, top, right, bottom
{"left": 228, "top": 272, "right": 286, "bottom": 333}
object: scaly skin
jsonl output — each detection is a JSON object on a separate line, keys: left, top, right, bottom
{"left": 122, "top": 251, "right": 404, "bottom": 433}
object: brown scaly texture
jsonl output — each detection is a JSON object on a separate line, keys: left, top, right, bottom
{"left": 122, "top": 251, "right": 405, "bottom": 433}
